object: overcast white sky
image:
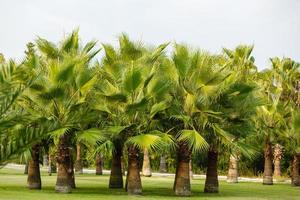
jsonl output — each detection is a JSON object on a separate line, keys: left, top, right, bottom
{"left": 0, "top": 0, "right": 299, "bottom": 69}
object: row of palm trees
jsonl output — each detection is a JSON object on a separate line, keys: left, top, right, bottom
{"left": 0, "top": 30, "right": 299, "bottom": 196}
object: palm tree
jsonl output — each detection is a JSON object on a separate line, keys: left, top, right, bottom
{"left": 255, "top": 68, "right": 286, "bottom": 185}
{"left": 223, "top": 45, "right": 258, "bottom": 184}
{"left": 273, "top": 143, "right": 283, "bottom": 179}
{"left": 169, "top": 45, "right": 251, "bottom": 195}
{"left": 271, "top": 57, "right": 300, "bottom": 186}
{"left": 21, "top": 30, "right": 100, "bottom": 193}
{"left": 83, "top": 34, "right": 172, "bottom": 195}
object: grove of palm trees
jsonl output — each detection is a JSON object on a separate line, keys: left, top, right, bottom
{"left": 0, "top": 30, "right": 300, "bottom": 199}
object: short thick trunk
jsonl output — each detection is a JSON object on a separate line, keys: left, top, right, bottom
{"left": 27, "top": 144, "right": 41, "bottom": 189}
{"left": 109, "top": 148, "right": 123, "bottom": 188}
{"left": 74, "top": 143, "right": 83, "bottom": 174}
{"left": 204, "top": 149, "right": 219, "bottom": 193}
{"left": 159, "top": 156, "right": 167, "bottom": 173}
{"left": 273, "top": 144, "right": 283, "bottom": 179}
{"left": 48, "top": 154, "right": 57, "bottom": 176}
{"left": 142, "top": 149, "right": 152, "bottom": 177}
{"left": 125, "top": 145, "right": 142, "bottom": 195}
{"left": 263, "top": 141, "right": 273, "bottom": 185}
{"left": 121, "top": 157, "right": 126, "bottom": 176}
{"left": 55, "top": 133, "right": 72, "bottom": 193}
{"left": 291, "top": 154, "right": 300, "bottom": 186}
{"left": 173, "top": 142, "right": 191, "bottom": 196}
{"left": 96, "top": 154, "right": 103, "bottom": 175}
{"left": 189, "top": 160, "right": 193, "bottom": 179}
{"left": 24, "top": 163, "right": 28, "bottom": 174}
{"left": 69, "top": 158, "right": 76, "bottom": 189}
{"left": 227, "top": 154, "right": 238, "bottom": 183}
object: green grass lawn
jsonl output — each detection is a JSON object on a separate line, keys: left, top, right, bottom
{"left": 0, "top": 168, "right": 299, "bottom": 200}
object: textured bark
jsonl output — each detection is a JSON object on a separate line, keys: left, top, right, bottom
{"left": 109, "top": 146, "right": 123, "bottom": 188}
{"left": 125, "top": 145, "right": 142, "bottom": 195}
{"left": 96, "top": 154, "right": 103, "bottom": 175}
{"left": 74, "top": 143, "right": 83, "bottom": 174}
{"left": 121, "top": 157, "right": 125, "bottom": 176}
{"left": 55, "top": 134, "right": 72, "bottom": 193}
{"left": 291, "top": 154, "right": 300, "bottom": 186}
{"left": 142, "top": 149, "right": 152, "bottom": 177}
{"left": 227, "top": 154, "right": 239, "bottom": 183}
{"left": 204, "top": 149, "right": 219, "bottom": 193}
{"left": 189, "top": 160, "right": 193, "bottom": 179}
{"left": 273, "top": 144, "right": 283, "bottom": 179}
{"left": 24, "top": 163, "right": 28, "bottom": 174}
{"left": 263, "top": 141, "right": 273, "bottom": 185}
{"left": 27, "top": 144, "right": 41, "bottom": 189}
{"left": 173, "top": 142, "right": 191, "bottom": 196}
{"left": 48, "top": 154, "right": 57, "bottom": 176}
{"left": 159, "top": 156, "right": 167, "bottom": 173}
{"left": 68, "top": 158, "right": 76, "bottom": 189}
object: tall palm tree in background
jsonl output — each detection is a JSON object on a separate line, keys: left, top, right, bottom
{"left": 223, "top": 45, "right": 258, "bottom": 184}
{"left": 271, "top": 57, "right": 300, "bottom": 186}
{"left": 255, "top": 68, "right": 286, "bottom": 185}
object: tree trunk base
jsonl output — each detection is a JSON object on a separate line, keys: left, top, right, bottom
{"left": 204, "top": 149, "right": 219, "bottom": 193}
{"left": 174, "top": 187, "right": 191, "bottom": 196}
{"left": 126, "top": 146, "right": 142, "bottom": 195}
{"left": 227, "top": 178, "right": 238, "bottom": 183}
{"left": 55, "top": 185, "right": 72, "bottom": 193}
{"left": 109, "top": 175, "right": 124, "bottom": 188}
{"left": 127, "top": 188, "right": 142, "bottom": 195}
{"left": 204, "top": 185, "right": 219, "bottom": 193}
{"left": 263, "top": 176, "right": 273, "bottom": 185}
{"left": 28, "top": 182, "right": 41, "bottom": 189}
{"left": 263, "top": 140, "right": 273, "bottom": 186}
{"left": 142, "top": 149, "right": 152, "bottom": 177}
{"left": 74, "top": 160, "right": 83, "bottom": 174}
{"left": 173, "top": 142, "right": 191, "bottom": 196}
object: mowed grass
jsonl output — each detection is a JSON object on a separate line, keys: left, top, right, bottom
{"left": 0, "top": 168, "right": 299, "bottom": 200}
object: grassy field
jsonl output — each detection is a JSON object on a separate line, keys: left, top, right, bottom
{"left": 0, "top": 168, "right": 299, "bottom": 200}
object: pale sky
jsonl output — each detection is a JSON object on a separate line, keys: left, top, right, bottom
{"left": 0, "top": 0, "right": 299, "bottom": 69}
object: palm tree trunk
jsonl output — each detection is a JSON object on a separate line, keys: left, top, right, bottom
{"left": 55, "top": 133, "right": 72, "bottom": 193}
{"left": 74, "top": 143, "right": 83, "bottom": 174}
{"left": 291, "top": 153, "right": 300, "bottom": 186}
{"left": 48, "top": 154, "right": 57, "bottom": 176}
{"left": 121, "top": 157, "right": 126, "bottom": 175}
{"left": 142, "top": 149, "right": 152, "bottom": 177}
{"left": 125, "top": 145, "right": 142, "bottom": 195}
{"left": 96, "top": 154, "right": 103, "bottom": 175}
{"left": 173, "top": 142, "right": 191, "bottom": 196}
{"left": 109, "top": 147, "right": 123, "bottom": 188}
{"left": 68, "top": 157, "right": 76, "bottom": 189}
{"left": 273, "top": 144, "right": 283, "bottom": 179}
{"left": 159, "top": 155, "right": 167, "bottom": 173}
{"left": 24, "top": 163, "right": 28, "bottom": 174}
{"left": 204, "top": 148, "right": 219, "bottom": 193}
{"left": 27, "top": 144, "right": 41, "bottom": 189}
{"left": 263, "top": 140, "right": 273, "bottom": 185}
{"left": 227, "top": 154, "right": 239, "bottom": 183}
{"left": 189, "top": 159, "right": 193, "bottom": 179}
